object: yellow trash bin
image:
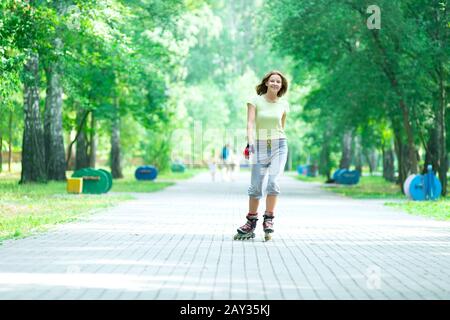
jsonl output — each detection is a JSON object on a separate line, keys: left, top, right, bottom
{"left": 67, "top": 177, "right": 83, "bottom": 194}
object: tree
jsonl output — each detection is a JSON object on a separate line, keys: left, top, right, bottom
{"left": 21, "top": 53, "right": 46, "bottom": 183}
{"left": 263, "top": 0, "right": 448, "bottom": 194}
{"left": 42, "top": 0, "right": 71, "bottom": 181}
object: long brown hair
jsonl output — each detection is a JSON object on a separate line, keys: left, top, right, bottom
{"left": 255, "top": 70, "right": 288, "bottom": 97}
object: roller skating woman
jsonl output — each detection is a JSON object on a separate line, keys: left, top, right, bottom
{"left": 234, "top": 70, "right": 290, "bottom": 241}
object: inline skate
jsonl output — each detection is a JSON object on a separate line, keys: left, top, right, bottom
{"left": 234, "top": 214, "right": 258, "bottom": 240}
{"left": 263, "top": 213, "right": 274, "bottom": 241}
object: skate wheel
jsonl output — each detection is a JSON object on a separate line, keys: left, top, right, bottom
{"left": 264, "top": 233, "right": 272, "bottom": 241}
{"left": 233, "top": 233, "right": 255, "bottom": 240}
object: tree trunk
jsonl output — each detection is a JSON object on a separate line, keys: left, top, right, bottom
{"left": 395, "top": 137, "right": 417, "bottom": 191}
{"left": 66, "top": 131, "right": 75, "bottom": 171}
{"left": 363, "top": 149, "right": 377, "bottom": 174}
{"left": 424, "top": 126, "right": 439, "bottom": 174}
{"left": 43, "top": 0, "right": 68, "bottom": 180}
{"left": 436, "top": 65, "right": 447, "bottom": 195}
{"left": 436, "top": 3, "right": 447, "bottom": 195}
{"left": 66, "top": 109, "right": 89, "bottom": 170}
{"left": 44, "top": 64, "right": 66, "bottom": 180}
{"left": 8, "top": 109, "right": 12, "bottom": 172}
{"left": 75, "top": 109, "right": 89, "bottom": 170}
{"left": 339, "top": 130, "right": 353, "bottom": 169}
{"left": 21, "top": 53, "right": 46, "bottom": 183}
{"left": 354, "top": 136, "right": 363, "bottom": 173}
{"left": 89, "top": 112, "right": 97, "bottom": 168}
{"left": 382, "top": 145, "right": 395, "bottom": 182}
{"left": 346, "top": 3, "right": 420, "bottom": 176}
{"left": 319, "top": 145, "right": 331, "bottom": 179}
{"left": 111, "top": 96, "right": 123, "bottom": 178}
{"left": 399, "top": 99, "right": 418, "bottom": 174}
{"left": 366, "top": 28, "right": 418, "bottom": 175}
{"left": 393, "top": 127, "right": 407, "bottom": 192}
{"left": 319, "top": 131, "right": 332, "bottom": 180}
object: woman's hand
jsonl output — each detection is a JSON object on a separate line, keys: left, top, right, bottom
{"left": 244, "top": 143, "right": 255, "bottom": 160}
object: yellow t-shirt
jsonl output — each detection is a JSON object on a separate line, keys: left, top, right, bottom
{"left": 247, "top": 94, "right": 290, "bottom": 140}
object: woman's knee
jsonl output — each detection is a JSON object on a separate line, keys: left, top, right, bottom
{"left": 266, "top": 180, "right": 281, "bottom": 195}
{"left": 248, "top": 184, "right": 263, "bottom": 199}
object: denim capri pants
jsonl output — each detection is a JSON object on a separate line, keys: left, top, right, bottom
{"left": 247, "top": 138, "right": 288, "bottom": 199}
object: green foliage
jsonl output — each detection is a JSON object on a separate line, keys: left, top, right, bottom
{"left": 0, "top": 176, "right": 133, "bottom": 242}
{"left": 142, "top": 130, "right": 173, "bottom": 171}
{"left": 262, "top": 0, "right": 449, "bottom": 189}
{"left": 323, "top": 176, "right": 403, "bottom": 199}
{"left": 1, "top": 0, "right": 447, "bottom": 198}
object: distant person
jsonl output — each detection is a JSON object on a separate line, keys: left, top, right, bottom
{"left": 234, "top": 70, "right": 290, "bottom": 241}
{"left": 229, "top": 148, "right": 240, "bottom": 181}
{"left": 221, "top": 144, "right": 230, "bottom": 162}
{"left": 207, "top": 150, "right": 217, "bottom": 182}
{"left": 220, "top": 144, "right": 231, "bottom": 181}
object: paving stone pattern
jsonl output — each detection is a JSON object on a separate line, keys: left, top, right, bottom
{"left": 0, "top": 170, "right": 449, "bottom": 300}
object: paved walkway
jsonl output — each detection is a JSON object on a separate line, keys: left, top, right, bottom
{"left": 0, "top": 170, "right": 449, "bottom": 300}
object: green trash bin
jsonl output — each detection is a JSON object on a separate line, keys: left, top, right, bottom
{"left": 171, "top": 163, "right": 186, "bottom": 173}
{"left": 98, "top": 169, "right": 113, "bottom": 192}
{"left": 72, "top": 168, "right": 109, "bottom": 194}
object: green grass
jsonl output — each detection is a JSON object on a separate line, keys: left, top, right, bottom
{"left": 316, "top": 174, "right": 450, "bottom": 221}
{"left": 111, "top": 167, "right": 205, "bottom": 192}
{"left": 386, "top": 199, "right": 450, "bottom": 220}
{"left": 158, "top": 168, "right": 207, "bottom": 180}
{"left": 322, "top": 176, "right": 403, "bottom": 199}
{"left": 0, "top": 167, "right": 204, "bottom": 243}
{"left": 291, "top": 172, "right": 404, "bottom": 198}
{"left": 289, "top": 172, "right": 328, "bottom": 183}
{"left": 0, "top": 178, "right": 133, "bottom": 242}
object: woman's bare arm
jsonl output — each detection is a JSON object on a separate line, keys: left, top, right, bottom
{"left": 281, "top": 111, "right": 287, "bottom": 130}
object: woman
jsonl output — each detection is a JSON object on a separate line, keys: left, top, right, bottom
{"left": 207, "top": 149, "right": 217, "bottom": 182}
{"left": 234, "top": 70, "right": 290, "bottom": 241}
